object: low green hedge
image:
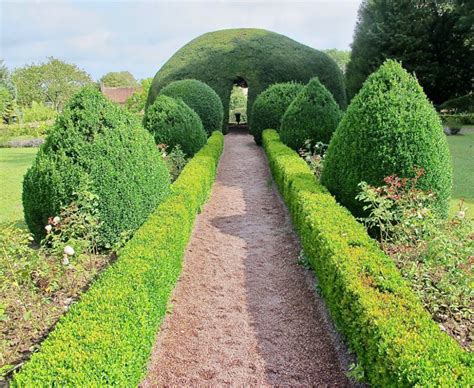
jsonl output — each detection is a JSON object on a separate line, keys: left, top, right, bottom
{"left": 12, "top": 131, "right": 224, "bottom": 386}
{"left": 262, "top": 129, "right": 473, "bottom": 387}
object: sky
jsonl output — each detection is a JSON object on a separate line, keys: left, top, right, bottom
{"left": 1, "top": 0, "right": 362, "bottom": 81}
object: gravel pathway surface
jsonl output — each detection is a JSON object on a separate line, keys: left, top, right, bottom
{"left": 141, "top": 128, "right": 352, "bottom": 386}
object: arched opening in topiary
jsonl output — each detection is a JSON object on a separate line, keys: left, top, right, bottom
{"left": 228, "top": 76, "right": 248, "bottom": 130}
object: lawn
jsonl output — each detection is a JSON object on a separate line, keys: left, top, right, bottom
{"left": 0, "top": 148, "right": 37, "bottom": 226}
{"left": 447, "top": 127, "right": 474, "bottom": 216}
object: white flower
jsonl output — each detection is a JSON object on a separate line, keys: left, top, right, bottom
{"left": 52, "top": 216, "right": 60, "bottom": 225}
{"left": 64, "top": 245, "right": 75, "bottom": 256}
{"left": 457, "top": 210, "right": 465, "bottom": 219}
{"left": 45, "top": 224, "right": 52, "bottom": 233}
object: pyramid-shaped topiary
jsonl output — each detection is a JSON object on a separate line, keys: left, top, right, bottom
{"left": 321, "top": 60, "right": 452, "bottom": 218}
{"left": 160, "top": 79, "right": 224, "bottom": 135}
{"left": 23, "top": 86, "right": 171, "bottom": 245}
{"left": 280, "top": 77, "right": 341, "bottom": 150}
{"left": 143, "top": 95, "right": 207, "bottom": 156}
{"left": 250, "top": 82, "right": 303, "bottom": 145}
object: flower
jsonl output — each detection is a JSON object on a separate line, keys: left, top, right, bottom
{"left": 45, "top": 224, "right": 52, "bottom": 233}
{"left": 52, "top": 216, "right": 60, "bottom": 225}
{"left": 64, "top": 246, "right": 75, "bottom": 256}
{"left": 457, "top": 210, "right": 465, "bottom": 219}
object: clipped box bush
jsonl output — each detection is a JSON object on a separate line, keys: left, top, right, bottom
{"left": 143, "top": 94, "right": 207, "bottom": 156}
{"left": 250, "top": 82, "right": 303, "bottom": 145}
{"left": 262, "top": 129, "right": 473, "bottom": 386}
{"left": 280, "top": 77, "right": 341, "bottom": 150}
{"left": 22, "top": 86, "right": 170, "bottom": 246}
{"left": 160, "top": 79, "right": 224, "bottom": 135}
{"left": 13, "top": 132, "right": 224, "bottom": 386}
{"left": 321, "top": 60, "right": 452, "bottom": 218}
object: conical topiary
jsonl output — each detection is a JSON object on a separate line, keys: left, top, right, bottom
{"left": 280, "top": 77, "right": 341, "bottom": 150}
{"left": 250, "top": 82, "right": 303, "bottom": 145}
{"left": 143, "top": 95, "right": 207, "bottom": 157}
{"left": 321, "top": 60, "right": 452, "bottom": 218}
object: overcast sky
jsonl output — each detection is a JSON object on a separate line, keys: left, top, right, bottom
{"left": 1, "top": 0, "right": 362, "bottom": 81}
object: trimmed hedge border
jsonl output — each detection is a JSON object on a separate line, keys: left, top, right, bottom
{"left": 13, "top": 131, "right": 224, "bottom": 386}
{"left": 262, "top": 129, "right": 473, "bottom": 387}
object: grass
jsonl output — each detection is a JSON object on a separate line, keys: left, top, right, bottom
{"left": 0, "top": 148, "right": 37, "bottom": 226}
{"left": 447, "top": 126, "right": 474, "bottom": 216}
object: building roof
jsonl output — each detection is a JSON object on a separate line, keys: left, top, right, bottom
{"left": 100, "top": 85, "right": 141, "bottom": 104}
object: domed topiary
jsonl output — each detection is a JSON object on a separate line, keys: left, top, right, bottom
{"left": 250, "top": 82, "right": 303, "bottom": 145}
{"left": 321, "top": 60, "right": 452, "bottom": 218}
{"left": 23, "top": 86, "right": 171, "bottom": 245}
{"left": 280, "top": 77, "right": 341, "bottom": 150}
{"left": 159, "top": 79, "right": 224, "bottom": 135}
{"left": 143, "top": 95, "right": 207, "bottom": 156}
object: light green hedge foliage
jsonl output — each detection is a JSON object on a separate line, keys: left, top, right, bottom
{"left": 262, "top": 129, "right": 473, "bottom": 387}
{"left": 13, "top": 131, "right": 224, "bottom": 386}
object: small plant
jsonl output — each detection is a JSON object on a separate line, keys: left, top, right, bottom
{"left": 159, "top": 144, "right": 188, "bottom": 181}
{"left": 298, "top": 139, "right": 328, "bottom": 179}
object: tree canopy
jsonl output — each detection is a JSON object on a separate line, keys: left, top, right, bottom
{"left": 99, "top": 71, "right": 138, "bottom": 87}
{"left": 13, "top": 57, "right": 92, "bottom": 111}
{"left": 323, "top": 49, "right": 351, "bottom": 73}
{"left": 346, "top": 0, "right": 474, "bottom": 104}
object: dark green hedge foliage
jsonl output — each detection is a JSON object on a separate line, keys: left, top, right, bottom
{"left": 146, "top": 28, "right": 346, "bottom": 132}
{"left": 438, "top": 93, "right": 474, "bottom": 114}
{"left": 160, "top": 79, "right": 224, "bottom": 135}
{"left": 263, "top": 129, "right": 473, "bottom": 387}
{"left": 143, "top": 95, "right": 207, "bottom": 156}
{"left": 280, "top": 77, "right": 341, "bottom": 150}
{"left": 22, "top": 86, "right": 170, "bottom": 246}
{"left": 13, "top": 132, "right": 224, "bottom": 386}
{"left": 250, "top": 82, "right": 303, "bottom": 145}
{"left": 321, "top": 60, "right": 452, "bottom": 218}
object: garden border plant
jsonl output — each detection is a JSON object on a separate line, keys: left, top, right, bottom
{"left": 262, "top": 129, "right": 472, "bottom": 386}
{"left": 12, "top": 131, "right": 224, "bottom": 386}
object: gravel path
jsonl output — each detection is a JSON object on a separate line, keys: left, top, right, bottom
{"left": 141, "top": 129, "right": 352, "bottom": 386}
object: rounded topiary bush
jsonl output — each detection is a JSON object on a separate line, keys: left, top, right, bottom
{"left": 143, "top": 95, "right": 207, "bottom": 157}
{"left": 280, "top": 77, "right": 341, "bottom": 150}
{"left": 321, "top": 60, "right": 452, "bottom": 218}
{"left": 159, "top": 79, "right": 224, "bottom": 135}
{"left": 23, "top": 86, "right": 171, "bottom": 245}
{"left": 250, "top": 82, "right": 303, "bottom": 145}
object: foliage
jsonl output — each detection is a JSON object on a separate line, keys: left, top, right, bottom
{"left": 0, "top": 60, "right": 15, "bottom": 97}
{"left": 12, "top": 57, "right": 92, "bottom": 111}
{"left": 125, "top": 78, "right": 153, "bottom": 114}
{"left": 263, "top": 129, "right": 473, "bottom": 386}
{"left": 147, "top": 28, "right": 346, "bottom": 132}
{"left": 250, "top": 82, "right": 303, "bottom": 145}
{"left": 280, "top": 78, "right": 341, "bottom": 150}
{"left": 438, "top": 93, "right": 474, "bottom": 114}
{"left": 345, "top": 0, "right": 474, "bottom": 104}
{"left": 158, "top": 144, "right": 188, "bottom": 182}
{"left": 321, "top": 60, "right": 452, "bottom": 218}
{"left": 160, "top": 79, "right": 224, "bottom": 135}
{"left": 323, "top": 49, "right": 351, "bottom": 73}
{"left": 0, "top": 87, "right": 13, "bottom": 121}
{"left": 22, "top": 86, "right": 170, "bottom": 246}
{"left": 357, "top": 176, "right": 473, "bottom": 349}
{"left": 1, "top": 99, "right": 18, "bottom": 124}
{"left": 12, "top": 132, "right": 224, "bottom": 386}
{"left": 21, "top": 101, "right": 57, "bottom": 123}
{"left": 99, "top": 71, "right": 138, "bottom": 87}
{"left": 298, "top": 139, "right": 327, "bottom": 179}
{"left": 143, "top": 94, "right": 207, "bottom": 156}
{"left": 229, "top": 85, "right": 246, "bottom": 111}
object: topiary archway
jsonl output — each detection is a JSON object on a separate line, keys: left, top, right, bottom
{"left": 146, "top": 28, "right": 346, "bottom": 133}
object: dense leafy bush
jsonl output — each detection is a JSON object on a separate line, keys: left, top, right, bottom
{"left": 250, "top": 82, "right": 303, "bottom": 145}
{"left": 263, "top": 129, "right": 473, "bottom": 386}
{"left": 147, "top": 28, "right": 346, "bottom": 132}
{"left": 160, "top": 79, "right": 224, "bottom": 135}
{"left": 438, "top": 93, "right": 474, "bottom": 114}
{"left": 13, "top": 132, "right": 224, "bottom": 386}
{"left": 280, "top": 78, "right": 341, "bottom": 150}
{"left": 143, "top": 95, "right": 207, "bottom": 156}
{"left": 322, "top": 60, "right": 452, "bottom": 218}
{"left": 21, "top": 101, "right": 57, "bottom": 123}
{"left": 23, "top": 86, "right": 170, "bottom": 246}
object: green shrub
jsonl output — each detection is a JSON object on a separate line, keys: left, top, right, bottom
{"left": 250, "top": 82, "right": 303, "bottom": 145}
{"left": 22, "top": 86, "right": 170, "bottom": 246}
{"left": 21, "top": 101, "right": 57, "bottom": 123}
{"left": 263, "top": 129, "right": 473, "bottom": 386}
{"left": 438, "top": 93, "right": 473, "bottom": 114}
{"left": 160, "top": 79, "right": 224, "bottom": 135}
{"left": 13, "top": 132, "right": 224, "bottom": 386}
{"left": 280, "top": 78, "right": 341, "bottom": 150}
{"left": 147, "top": 28, "right": 346, "bottom": 132}
{"left": 321, "top": 60, "right": 452, "bottom": 218}
{"left": 143, "top": 95, "right": 207, "bottom": 156}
